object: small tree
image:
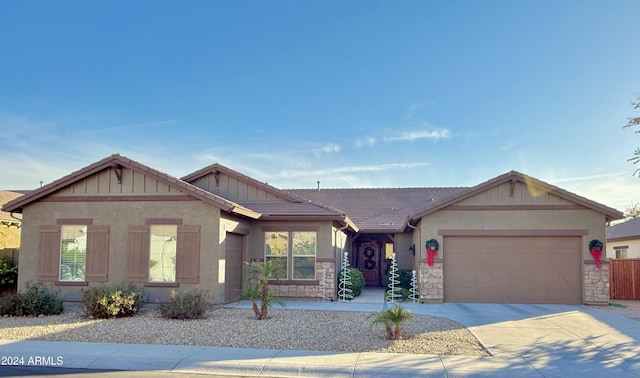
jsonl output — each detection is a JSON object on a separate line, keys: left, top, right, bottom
{"left": 624, "top": 96, "right": 640, "bottom": 176}
{"left": 369, "top": 306, "right": 414, "bottom": 340}
{"left": 240, "top": 260, "right": 286, "bottom": 319}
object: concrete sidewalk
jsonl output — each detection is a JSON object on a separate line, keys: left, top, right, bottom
{"left": 1, "top": 299, "right": 639, "bottom": 377}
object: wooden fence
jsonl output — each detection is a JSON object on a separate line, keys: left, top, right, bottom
{"left": 609, "top": 259, "right": 640, "bottom": 300}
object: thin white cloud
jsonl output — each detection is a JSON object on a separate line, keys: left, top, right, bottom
{"left": 356, "top": 135, "right": 376, "bottom": 147}
{"left": 312, "top": 143, "right": 341, "bottom": 156}
{"left": 279, "top": 162, "right": 432, "bottom": 178}
{"left": 71, "top": 119, "right": 178, "bottom": 136}
{"left": 385, "top": 129, "right": 450, "bottom": 142}
{"left": 550, "top": 172, "right": 628, "bottom": 184}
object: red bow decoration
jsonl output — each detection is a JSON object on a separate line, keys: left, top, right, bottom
{"left": 591, "top": 249, "right": 602, "bottom": 268}
{"left": 427, "top": 248, "right": 438, "bottom": 266}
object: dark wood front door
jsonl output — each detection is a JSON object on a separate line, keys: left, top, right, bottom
{"left": 358, "top": 242, "right": 380, "bottom": 286}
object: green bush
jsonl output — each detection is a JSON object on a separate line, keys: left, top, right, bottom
{"left": 83, "top": 283, "right": 145, "bottom": 318}
{"left": 0, "top": 256, "right": 18, "bottom": 287}
{"left": 0, "top": 283, "right": 64, "bottom": 317}
{"left": 339, "top": 267, "right": 365, "bottom": 297}
{"left": 159, "top": 289, "right": 207, "bottom": 320}
{"left": 386, "top": 287, "right": 412, "bottom": 301}
{"left": 397, "top": 269, "right": 413, "bottom": 290}
{"left": 0, "top": 293, "right": 22, "bottom": 316}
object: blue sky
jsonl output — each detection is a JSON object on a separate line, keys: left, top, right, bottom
{"left": 1, "top": 1, "right": 639, "bottom": 212}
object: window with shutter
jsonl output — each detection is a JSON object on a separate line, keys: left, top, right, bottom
{"left": 126, "top": 225, "right": 150, "bottom": 282}
{"left": 86, "top": 225, "right": 109, "bottom": 282}
{"left": 37, "top": 225, "right": 60, "bottom": 281}
{"left": 176, "top": 225, "right": 200, "bottom": 284}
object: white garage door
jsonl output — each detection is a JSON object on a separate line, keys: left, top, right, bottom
{"left": 444, "top": 236, "right": 582, "bottom": 304}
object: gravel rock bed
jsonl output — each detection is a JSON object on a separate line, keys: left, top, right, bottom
{"left": 0, "top": 306, "right": 489, "bottom": 356}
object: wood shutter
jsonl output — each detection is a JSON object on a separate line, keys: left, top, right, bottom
{"left": 37, "top": 225, "right": 61, "bottom": 281}
{"left": 176, "top": 225, "right": 201, "bottom": 284}
{"left": 126, "top": 225, "right": 150, "bottom": 282}
{"left": 85, "top": 225, "right": 109, "bottom": 282}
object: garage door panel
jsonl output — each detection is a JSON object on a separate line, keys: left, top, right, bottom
{"left": 444, "top": 236, "right": 581, "bottom": 304}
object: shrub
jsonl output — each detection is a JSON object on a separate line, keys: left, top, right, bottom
{"left": 0, "top": 256, "right": 18, "bottom": 287}
{"left": 83, "top": 283, "right": 145, "bottom": 318}
{"left": 368, "top": 306, "right": 414, "bottom": 340}
{"left": 0, "top": 293, "right": 21, "bottom": 316}
{"left": 19, "top": 283, "right": 63, "bottom": 316}
{"left": 159, "top": 289, "right": 208, "bottom": 320}
{"left": 339, "top": 267, "right": 365, "bottom": 297}
{"left": 386, "top": 287, "right": 412, "bottom": 301}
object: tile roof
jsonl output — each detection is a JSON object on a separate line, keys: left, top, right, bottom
{"left": 0, "top": 190, "right": 23, "bottom": 223}
{"left": 607, "top": 217, "right": 640, "bottom": 241}
{"left": 287, "top": 187, "right": 467, "bottom": 232}
{"left": 1, "top": 155, "right": 260, "bottom": 219}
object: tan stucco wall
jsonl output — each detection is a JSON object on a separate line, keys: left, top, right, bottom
{"left": 607, "top": 239, "right": 640, "bottom": 259}
{"left": 0, "top": 223, "right": 21, "bottom": 249}
{"left": 19, "top": 200, "right": 222, "bottom": 302}
{"left": 418, "top": 209, "right": 607, "bottom": 262}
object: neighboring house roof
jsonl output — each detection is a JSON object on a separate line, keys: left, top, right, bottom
{"left": 607, "top": 217, "right": 640, "bottom": 241}
{"left": 288, "top": 187, "right": 466, "bottom": 233}
{"left": 410, "top": 171, "right": 623, "bottom": 223}
{"left": 0, "top": 190, "right": 23, "bottom": 224}
{"left": 1, "top": 154, "right": 260, "bottom": 219}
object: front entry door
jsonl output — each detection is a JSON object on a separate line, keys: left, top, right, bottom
{"left": 358, "top": 242, "right": 380, "bottom": 286}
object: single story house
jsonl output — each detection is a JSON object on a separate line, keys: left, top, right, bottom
{"left": 606, "top": 217, "right": 640, "bottom": 259}
{"left": 2, "top": 154, "right": 622, "bottom": 305}
{"left": 0, "top": 190, "right": 22, "bottom": 251}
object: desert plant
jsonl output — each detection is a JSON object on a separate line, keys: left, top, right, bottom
{"left": 159, "top": 289, "right": 208, "bottom": 320}
{"left": 339, "top": 267, "right": 365, "bottom": 297}
{"left": 0, "top": 293, "right": 22, "bottom": 316}
{"left": 368, "top": 306, "right": 414, "bottom": 340}
{"left": 0, "top": 256, "right": 18, "bottom": 287}
{"left": 242, "top": 260, "right": 286, "bottom": 319}
{"left": 82, "top": 283, "right": 145, "bottom": 318}
{"left": 19, "top": 283, "right": 63, "bottom": 316}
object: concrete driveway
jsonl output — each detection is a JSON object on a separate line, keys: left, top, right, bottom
{"left": 408, "top": 302, "right": 640, "bottom": 377}
{"left": 228, "top": 298, "right": 640, "bottom": 377}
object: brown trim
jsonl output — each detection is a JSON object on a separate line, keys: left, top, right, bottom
{"left": 262, "top": 225, "right": 319, "bottom": 232}
{"left": 613, "top": 246, "right": 629, "bottom": 250}
{"left": 439, "top": 229, "right": 589, "bottom": 236}
{"left": 421, "top": 259, "right": 443, "bottom": 264}
{"left": 268, "top": 280, "right": 320, "bottom": 285}
{"left": 144, "top": 282, "right": 180, "bottom": 288}
{"left": 145, "top": 218, "right": 183, "bottom": 225}
{"left": 55, "top": 281, "right": 89, "bottom": 287}
{"left": 608, "top": 236, "right": 640, "bottom": 242}
{"left": 43, "top": 195, "right": 197, "bottom": 203}
{"left": 316, "top": 258, "right": 336, "bottom": 263}
{"left": 584, "top": 260, "right": 610, "bottom": 265}
{"left": 446, "top": 204, "right": 584, "bottom": 211}
{"left": 57, "top": 218, "right": 93, "bottom": 225}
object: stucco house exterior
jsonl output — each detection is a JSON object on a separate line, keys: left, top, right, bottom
{"left": 606, "top": 217, "right": 640, "bottom": 259}
{"left": 2, "top": 154, "right": 623, "bottom": 305}
{"left": 0, "top": 190, "right": 22, "bottom": 252}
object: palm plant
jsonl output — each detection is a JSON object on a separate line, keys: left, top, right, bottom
{"left": 242, "top": 260, "right": 286, "bottom": 319}
{"left": 369, "top": 306, "right": 414, "bottom": 340}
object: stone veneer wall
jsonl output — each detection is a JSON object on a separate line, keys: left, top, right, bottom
{"left": 419, "top": 261, "right": 444, "bottom": 303}
{"left": 584, "top": 261, "right": 609, "bottom": 304}
{"left": 270, "top": 260, "right": 336, "bottom": 299}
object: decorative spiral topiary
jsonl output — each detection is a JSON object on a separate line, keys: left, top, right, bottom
{"left": 338, "top": 252, "right": 354, "bottom": 302}
{"left": 409, "top": 270, "right": 419, "bottom": 303}
{"left": 386, "top": 253, "right": 402, "bottom": 303}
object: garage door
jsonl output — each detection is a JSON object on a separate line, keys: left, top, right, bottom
{"left": 444, "top": 236, "right": 581, "bottom": 304}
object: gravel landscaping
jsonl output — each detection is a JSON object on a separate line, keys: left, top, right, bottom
{"left": 0, "top": 305, "right": 489, "bottom": 356}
